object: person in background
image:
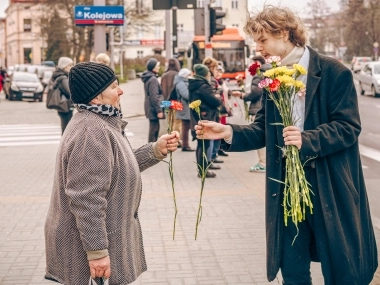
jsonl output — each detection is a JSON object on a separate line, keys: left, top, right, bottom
{"left": 44, "top": 61, "right": 180, "bottom": 285}
{"left": 174, "top": 68, "right": 194, "bottom": 151}
{"left": 242, "top": 55, "right": 268, "bottom": 173}
{"left": 202, "top": 57, "right": 223, "bottom": 169}
{"left": 95, "top": 53, "right": 111, "bottom": 66}
{"left": 189, "top": 64, "right": 222, "bottom": 178}
{"left": 142, "top": 58, "right": 163, "bottom": 142}
{"left": 195, "top": 5, "right": 377, "bottom": 285}
{"left": 161, "top": 58, "right": 182, "bottom": 143}
{"left": 52, "top": 57, "right": 74, "bottom": 134}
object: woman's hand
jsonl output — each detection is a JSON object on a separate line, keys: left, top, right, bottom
{"left": 157, "top": 131, "right": 180, "bottom": 155}
{"left": 195, "top": 120, "right": 232, "bottom": 140}
{"left": 283, "top": 126, "right": 302, "bottom": 150}
{"left": 89, "top": 255, "right": 111, "bottom": 279}
{"left": 231, "top": 90, "right": 242, "bottom": 97}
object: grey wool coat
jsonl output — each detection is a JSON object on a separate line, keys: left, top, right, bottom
{"left": 223, "top": 47, "right": 377, "bottom": 284}
{"left": 44, "top": 109, "right": 165, "bottom": 285}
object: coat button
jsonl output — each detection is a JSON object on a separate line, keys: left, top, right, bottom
{"left": 272, "top": 193, "right": 277, "bottom": 197}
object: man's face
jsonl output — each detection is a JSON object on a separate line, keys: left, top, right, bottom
{"left": 252, "top": 30, "right": 289, "bottom": 60}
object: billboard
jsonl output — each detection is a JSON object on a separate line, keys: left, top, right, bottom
{"left": 74, "top": 6, "right": 124, "bottom": 26}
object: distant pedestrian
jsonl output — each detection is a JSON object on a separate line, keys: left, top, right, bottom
{"left": 44, "top": 61, "right": 180, "bottom": 285}
{"left": 174, "top": 68, "right": 194, "bottom": 151}
{"left": 95, "top": 53, "right": 111, "bottom": 66}
{"left": 52, "top": 57, "right": 74, "bottom": 134}
{"left": 142, "top": 58, "right": 164, "bottom": 142}
{"left": 161, "top": 58, "right": 182, "bottom": 142}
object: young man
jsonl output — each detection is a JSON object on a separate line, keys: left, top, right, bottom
{"left": 195, "top": 5, "right": 377, "bottom": 285}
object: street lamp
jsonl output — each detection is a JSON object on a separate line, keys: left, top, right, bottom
{"left": 373, "top": 42, "right": 379, "bottom": 61}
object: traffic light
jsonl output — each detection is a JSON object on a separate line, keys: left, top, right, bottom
{"left": 209, "top": 7, "right": 226, "bottom": 37}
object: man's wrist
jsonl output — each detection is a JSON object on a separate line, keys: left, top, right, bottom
{"left": 223, "top": 125, "right": 233, "bottom": 142}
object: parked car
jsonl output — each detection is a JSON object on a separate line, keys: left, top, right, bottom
{"left": 4, "top": 71, "right": 44, "bottom": 101}
{"left": 6, "top": 66, "right": 14, "bottom": 76}
{"left": 41, "top": 69, "right": 53, "bottom": 89}
{"left": 41, "top": 61, "right": 55, "bottom": 67}
{"left": 351, "top": 56, "right": 372, "bottom": 73}
{"left": 358, "top": 61, "right": 380, "bottom": 97}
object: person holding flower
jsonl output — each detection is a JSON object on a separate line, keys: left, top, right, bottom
{"left": 189, "top": 64, "right": 222, "bottom": 178}
{"left": 194, "top": 5, "right": 377, "bottom": 285}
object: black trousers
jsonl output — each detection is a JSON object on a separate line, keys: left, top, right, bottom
{"left": 58, "top": 111, "right": 73, "bottom": 135}
{"left": 280, "top": 168, "right": 334, "bottom": 285}
{"left": 148, "top": 119, "right": 160, "bottom": 142}
{"left": 196, "top": 138, "right": 211, "bottom": 174}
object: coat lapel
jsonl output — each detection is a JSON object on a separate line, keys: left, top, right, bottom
{"left": 305, "top": 47, "right": 321, "bottom": 120}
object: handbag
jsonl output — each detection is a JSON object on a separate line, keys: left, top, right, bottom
{"left": 88, "top": 277, "right": 109, "bottom": 285}
{"left": 46, "top": 77, "right": 71, "bottom": 113}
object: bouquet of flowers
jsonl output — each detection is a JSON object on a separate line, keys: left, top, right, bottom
{"left": 189, "top": 99, "right": 209, "bottom": 240}
{"left": 255, "top": 56, "right": 313, "bottom": 234}
{"left": 160, "top": 100, "right": 183, "bottom": 240}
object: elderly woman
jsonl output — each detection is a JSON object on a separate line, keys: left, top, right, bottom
{"left": 44, "top": 62, "right": 179, "bottom": 285}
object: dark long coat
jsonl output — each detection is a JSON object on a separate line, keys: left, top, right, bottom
{"left": 224, "top": 47, "right": 377, "bottom": 284}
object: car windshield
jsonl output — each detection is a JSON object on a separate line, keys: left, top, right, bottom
{"left": 358, "top": 58, "right": 371, "bottom": 63}
{"left": 373, "top": 64, "right": 380, "bottom": 74}
{"left": 13, "top": 72, "right": 39, "bottom": 82}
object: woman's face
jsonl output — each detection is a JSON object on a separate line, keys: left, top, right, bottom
{"left": 91, "top": 79, "right": 123, "bottom": 109}
{"left": 252, "top": 30, "right": 294, "bottom": 60}
{"left": 153, "top": 62, "right": 160, "bottom": 73}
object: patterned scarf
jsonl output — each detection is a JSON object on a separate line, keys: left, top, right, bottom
{"left": 75, "top": 104, "right": 123, "bottom": 118}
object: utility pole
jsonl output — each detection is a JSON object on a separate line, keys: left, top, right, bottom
{"left": 204, "top": 0, "right": 212, "bottom": 58}
{"left": 94, "top": 0, "right": 106, "bottom": 55}
{"left": 172, "top": 7, "right": 178, "bottom": 56}
{"left": 165, "top": 10, "right": 172, "bottom": 59}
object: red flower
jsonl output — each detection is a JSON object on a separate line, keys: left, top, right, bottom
{"left": 233, "top": 102, "right": 238, "bottom": 107}
{"left": 248, "top": 62, "right": 260, "bottom": 76}
{"left": 170, "top": 100, "right": 183, "bottom": 111}
{"left": 269, "top": 79, "right": 281, "bottom": 92}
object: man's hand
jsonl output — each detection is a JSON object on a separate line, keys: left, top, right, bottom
{"left": 231, "top": 90, "right": 243, "bottom": 97}
{"left": 157, "top": 112, "right": 164, "bottom": 119}
{"left": 194, "top": 120, "right": 232, "bottom": 140}
{"left": 283, "top": 126, "right": 302, "bottom": 150}
{"left": 89, "top": 256, "right": 111, "bottom": 279}
{"left": 157, "top": 131, "right": 180, "bottom": 155}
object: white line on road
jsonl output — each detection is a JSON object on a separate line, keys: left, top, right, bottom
{"left": 359, "top": 144, "right": 380, "bottom": 163}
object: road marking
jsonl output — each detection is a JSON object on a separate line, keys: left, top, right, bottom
{"left": 0, "top": 124, "right": 134, "bottom": 147}
{"left": 359, "top": 144, "right": 380, "bottom": 163}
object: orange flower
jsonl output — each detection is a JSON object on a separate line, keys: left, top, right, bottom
{"left": 170, "top": 100, "right": 183, "bottom": 111}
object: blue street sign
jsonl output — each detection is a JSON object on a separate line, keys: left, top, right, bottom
{"left": 74, "top": 6, "right": 124, "bottom": 26}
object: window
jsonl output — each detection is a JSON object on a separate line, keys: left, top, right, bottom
{"left": 137, "top": 50, "right": 144, "bottom": 58}
{"left": 137, "top": 26, "right": 144, "bottom": 39}
{"left": 24, "top": 48, "right": 32, "bottom": 63}
{"left": 231, "top": 0, "right": 238, "bottom": 9}
{"left": 24, "top": 19, "right": 31, "bottom": 32}
{"left": 215, "top": 0, "right": 223, "bottom": 7}
{"left": 177, "top": 24, "right": 184, "bottom": 32}
{"left": 136, "top": 0, "right": 143, "bottom": 13}
{"left": 232, "top": 24, "right": 239, "bottom": 27}
{"left": 197, "top": 0, "right": 204, "bottom": 8}
{"left": 154, "top": 24, "right": 161, "bottom": 39}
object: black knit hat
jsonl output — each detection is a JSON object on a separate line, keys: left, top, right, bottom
{"left": 69, "top": 62, "right": 117, "bottom": 104}
{"left": 146, "top": 58, "right": 158, "bottom": 71}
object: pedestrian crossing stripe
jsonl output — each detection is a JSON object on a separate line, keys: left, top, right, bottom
{"left": 0, "top": 124, "right": 134, "bottom": 147}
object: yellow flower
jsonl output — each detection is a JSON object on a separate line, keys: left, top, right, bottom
{"left": 293, "top": 64, "right": 307, "bottom": 75}
{"left": 274, "top": 66, "right": 288, "bottom": 75}
{"left": 263, "top": 69, "right": 276, "bottom": 78}
{"left": 294, "top": 80, "right": 306, "bottom": 89}
{"left": 189, "top": 100, "right": 201, "bottom": 109}
{"left": 285, "top": 69, "right": 296, "bottom": 76}
{"left": 276, "top": 75, "right": 295, "bottom": 85}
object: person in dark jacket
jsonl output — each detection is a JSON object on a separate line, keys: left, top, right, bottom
{"left": 142, "top": 58, "right": 163, "bottom": 142}
{"left": 52, "top": 57, "right": 74, "bottom": 134}
{"left": 189, "top": 64, "right": 222, "bottom": 178}
{"left": 174, "top": 68, "right": 194, "bottom": 151}
{"left": 161, "top": 58, "right": 182, "bottom": 140}
{"left": 241, "top": 55, "right": 270, "bottom": 173}
{"left": 195, "top": 5, "right": 377, "bottom": 285}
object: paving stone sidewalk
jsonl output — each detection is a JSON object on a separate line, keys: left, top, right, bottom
{"left": 0, "top": 80, "right": 379, "bottom": 285}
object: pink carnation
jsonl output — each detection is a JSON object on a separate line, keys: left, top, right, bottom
{"left": 258, "top": 78, "right": 273, "bottom": 89}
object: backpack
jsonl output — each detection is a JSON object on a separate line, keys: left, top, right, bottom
{"left": 46, "top": 77, "right": 71, "bottom": 113}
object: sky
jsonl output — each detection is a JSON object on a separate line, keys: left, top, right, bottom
{"left": 0, "top": 0, "right": 342, "bottom": 19}
{"left": 247, "top": 0, "right": 341, "bottom": 17}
